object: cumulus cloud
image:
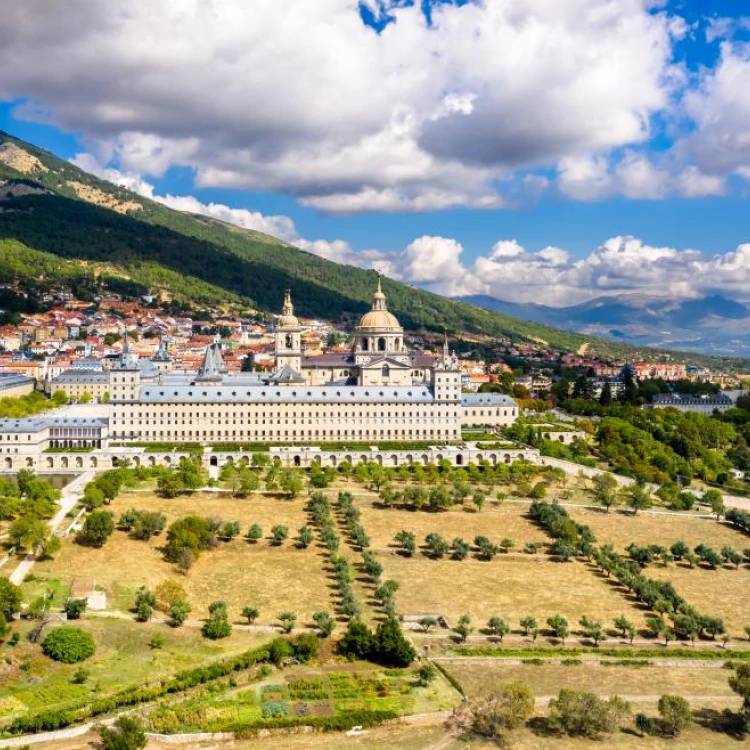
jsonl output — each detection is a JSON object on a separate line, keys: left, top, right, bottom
{"left": 0, "top": 0, "right": 685, "bottom": 211}
{"left": 681, "top": 41, "right": 750, "bottom": 179}
{"left": 64, "top": 151, "right": 750, "bottom": 305}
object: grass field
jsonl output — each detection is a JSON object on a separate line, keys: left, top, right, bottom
{"left": 374, "top": 555, "right": 646, "bottom": 630}
{"left": 0, "top": 617, "right": 269, "bottom": 722}
{"left": 29, "top": 491, "right": 335, "bottom": 623}
{"left": 648, "top": 564, "right": 750, "bottom": 636}
{"left": 358, "top": 502, "right": 549, "bottom": 552}
{"left": 569, "top": 508, "right": 749, "bottom": 553}
{"left": 440, "top": 659, "right": 737, "bottom": 705}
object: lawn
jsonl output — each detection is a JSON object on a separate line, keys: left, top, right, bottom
{"left": 648, "top": 564, "right": 750, "bottom": 637}
{"left": 440, "top": 659, "right": 737, "bottom": 705}
{"left": 374, "top": 555, "right": 646, "bottom": 630}
{"left": 569, "top": 507, "right": 749, "bottom": 554}
{"left": 0, "top": 617, "right": 269, "bottom": 722}
{"left": 358, "top": 502, "right": 549, "bottom": 553}
{"left": 29, "top": 491, "right": 335, "bottom": 624}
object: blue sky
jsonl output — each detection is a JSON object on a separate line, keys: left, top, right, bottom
{"left": 2, "top": 1, "right": 750, "bottom": 305}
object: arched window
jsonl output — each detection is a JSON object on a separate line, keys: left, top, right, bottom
{"left": 378, "top": 337, "right": 386, "bottom": 352}
{"left": 362, "top": 338, "right": 369, "bottom": 351}
{"left": 285, "top": 333, "right": 293, "bottom": 349}
{"left": 382, "top": 364, "right": 390, "bottom": 378}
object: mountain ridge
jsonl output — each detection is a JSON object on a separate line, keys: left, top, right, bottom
{"left": 0, "top": 130, "right": 746, "bottom": 369}
{"left": 457, "top": 292, "right": 750, "bottom": 357}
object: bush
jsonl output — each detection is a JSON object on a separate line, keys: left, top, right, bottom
{"left": 64, "top": 598, "right": 88, "bottom": 620}
{"left": 42, "top": 626, "right": 96, "bottom": 663}
{"left": 98, "top": 716, "right": 147, "bottom": 750}
{"left": 290, "top": 632, "right": 319, "bottom": 662}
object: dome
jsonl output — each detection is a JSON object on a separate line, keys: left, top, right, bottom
{"left": 357, "top": 309, "right": 402, "bottom": 331}
{"left": 356, "top": 277, "right": 402, "bottom": 332}
{"left": 278, "top": 289, "right": 300, "bottom": 328}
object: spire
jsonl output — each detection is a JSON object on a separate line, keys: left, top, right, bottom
{"left": 197, "top": 343, "right": 224, "bottom": 380}
{"left": 278, "top": 289, "right": 300, "bottom": 328}
{"left": 152, "top": 330, "right": 171, "bottom": 362}
{"left": 283, "top": 289, "right": 294, "bottom": 316}
{"left": 114, "top": 329, "right": 138, "bottom": 370}
{"left": 443, "top": 330, "right": 449, "bottom": 359}
{"left": 372, "top": 275, "right": 387, "bottom": 311}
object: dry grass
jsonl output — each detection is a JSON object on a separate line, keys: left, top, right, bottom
{"left": 36, "top": 721, "right": 749, "bottom": 750}
{"left": 569, "top": 508, "right": 749, "bottom": 553}
{"left": 441, "top": 660, "right": 736, "bottom": 703}
{"left": 648, "top": 564, "right": 750, "bottom": 636}
{"left": 358, "top": 502, "right": 549, "bottom": 551}
{"left": 375, "top": 554, "right": 646, "bottom": 628}
{"left": 31, "top": 491, "right": 335, "bottom": 623}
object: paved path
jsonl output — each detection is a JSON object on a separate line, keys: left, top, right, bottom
{"left": 8, "top": 470, "right": 95, "bottom": 585}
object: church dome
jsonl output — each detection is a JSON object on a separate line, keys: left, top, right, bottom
{"left": 357, "top": 308, "right": 402, "bottom": 331}
{"left": 278, "top": 289, "right": 300, "bottom": 328}
{"left": 356, "top": 278, "right": 402, "bottom": 332}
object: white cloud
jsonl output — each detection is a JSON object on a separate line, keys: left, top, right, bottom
{"left": 69, "top": 152, "right": 750, "bottom": 307}
{"left": 0, "top": 0, "right": 680, "bottom": 212}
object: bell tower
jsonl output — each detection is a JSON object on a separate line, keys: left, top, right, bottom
{"left": 274, "top": 289, "right": 302, "bottom": 373}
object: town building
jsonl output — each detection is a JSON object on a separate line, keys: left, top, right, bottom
{"left": 647, "top": 393, "right": 733, "bottom": 414}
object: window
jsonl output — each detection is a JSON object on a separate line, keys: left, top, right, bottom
{"left": 381, "top": 365, "right": 390, "bottom": 379}
{"left": 378, "top": 337, "right": 386, "bottom": 352}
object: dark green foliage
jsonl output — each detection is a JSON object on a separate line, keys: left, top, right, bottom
{"left": 78, "top": 510, "right": 115, "bottom": 547}
{"left": 0, "top": 577, "right": 22, "bottom": 620}
{"left": 338, "top": 618, "right": 414, "bottom": 666}
{"left": 164, "top": 515, "right": 215, "bottom": 562}
{"left": 42, "top": 627, "right": 96, "bottom": 663}
{"left": 339, "top": 619, "right": 375, "bottom": 660}
{"left": 64, "top": 599, "right": 88, "bottom": 620}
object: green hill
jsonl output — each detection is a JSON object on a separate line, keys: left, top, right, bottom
{"left": 0, "top": 130, "right": 744, "bottom": 369}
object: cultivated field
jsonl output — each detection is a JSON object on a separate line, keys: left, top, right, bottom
{"left": 569, "top": 507, "right": 749, "bottom": 553}
{"left": 440, "top": 659, "right": 737, "bottom": 705}
{"left": 358, "top": 502, "right": 549, "bottom": 552}
{"left": 30, "top": 491, "right": 335, "bottom": 623}
{"left": 648, "top": 564, "right": 750, "bottom": 636}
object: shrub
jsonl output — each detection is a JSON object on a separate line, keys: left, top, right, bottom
{"left": 78, "top": 510, "right": 115, "bottom": 547}
{"left": 64, "top": 598, "right": 88, "bottom": 620}
{"left": 98, "top": 716, "right": 147, "bottom": 750}
{"left": 290, "top": 632, "right": 319, "bottom": 662}
{"left": 42, "top": 627, "right": 96, "bottom": 663}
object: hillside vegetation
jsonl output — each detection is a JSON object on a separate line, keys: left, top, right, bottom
{"left": 0, "top": 131, "right": 743, "bottom": 367}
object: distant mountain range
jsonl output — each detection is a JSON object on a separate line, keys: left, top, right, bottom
{"left": 456, "top": 293, "right": 750, "bottom": 356}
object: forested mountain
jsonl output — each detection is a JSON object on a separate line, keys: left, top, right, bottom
{"left": 0, "top": 130, "right": 744, "bottom": 368}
